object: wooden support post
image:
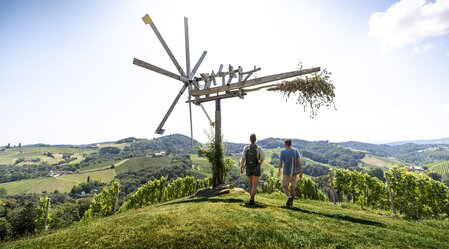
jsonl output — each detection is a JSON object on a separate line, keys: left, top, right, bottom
{"left": 385, "top": 173, "right": 396, "bottom": 215}
{"left": 44, "top": 197, "right": 50, "bottom": 232}
{"left": 213, "top": 99, "right": 223, "bottom": 188}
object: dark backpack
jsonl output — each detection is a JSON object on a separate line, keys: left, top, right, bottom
{"left": 245, "top": 145, "right": 259, "bottom": 167}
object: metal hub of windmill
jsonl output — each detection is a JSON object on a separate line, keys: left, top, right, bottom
{"left": 133, "top": 13, "right": 320, "bottom": 146}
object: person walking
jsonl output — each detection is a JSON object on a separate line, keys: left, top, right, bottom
{"left": 277, "top": 139, "right": 302, "bottom": 207}
{"left": 240, "top": 134, "right": 265, "bottom": 205}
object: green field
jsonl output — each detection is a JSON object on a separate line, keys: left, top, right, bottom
{"left": 425, "top": 160, "right": 449, "bottom": 175}
{"left": 0, "top": 169, "right": 116, "bottom": 195}
{"left": 114, "top": 156, "right": 171, "bottom": 174}
{"left": 4, "top": 192, "right": 448, "bottom": 249}
{"left": 79, "top": 160, "right": 125, "bottom": 173}
{"left": 0, "top": 147, "right": 94, "bottom": 166}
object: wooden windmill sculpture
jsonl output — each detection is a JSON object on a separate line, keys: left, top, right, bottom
{"left": 134, "top": 14, "right": 321, "bottom": 187}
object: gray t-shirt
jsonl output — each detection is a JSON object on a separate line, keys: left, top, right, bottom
{"left": 280, "top": 148, "right": 300, "bottom": 175}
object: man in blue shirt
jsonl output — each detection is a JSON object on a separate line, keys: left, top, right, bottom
{"left": 277, "top": 139, "right": 302, "bottom": 207}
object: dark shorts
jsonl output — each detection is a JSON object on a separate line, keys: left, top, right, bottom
{"left": 246, "top": 164, "right": 261, "bottom": 177}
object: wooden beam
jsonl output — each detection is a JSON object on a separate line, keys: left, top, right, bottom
{"left": 191, "top": 50, "right": 207, "bottom": 79}
{"left": 192, "top": 91, "right": 247, "bottom": 104}
{"left": 155, "top": 83, "right": 188, "bottom": 134}
{"left": 143, "top": 14, "right": 186, "bottom": 77}
{"left": 133, "top": 58, "right": 188, "bottom": 82}
{"left": 191, "top": 67, "right": 320, "bottom": 96}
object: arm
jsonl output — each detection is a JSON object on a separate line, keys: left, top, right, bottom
{"left": 277, "top": 160, "right": 282, "bottom": 177}
{"left": 240, "top": 158, "right": 245, "bottom": 174}
{"left": 240, "top": 146, "right": 247, "bottom": 174}
{"left": 298, "top": 159, "right": 303, "bottom": 180}
{"left": 258, "top": 147, "right": 265, "bottom": 165}
{"left": 278, "top": 151, "right": 283, "bottom": 177}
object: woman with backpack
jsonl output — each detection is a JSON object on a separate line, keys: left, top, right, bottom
{"left": 240, "top": 134, "right": 265, "bottom": 205}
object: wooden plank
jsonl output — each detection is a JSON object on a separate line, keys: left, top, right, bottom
{"left": 144, "top": 14, "right": 186, "bottom": 77}
{"left": 133, "top": 58, "right": 188, "bottom": 82}
{"left": 191, "top": 51, "right": 207, "bottom": 79}
{"left": 184, "top": 17, "right": 191, "bottom": 77}
{"left": 155, "top": 84, "right": 188, "bottom": 134}
{"left": 191, "top": 67, "right": 320, "bottom": 97}
{"left": 193, "top": 91, "right": 247, "bottom": 104}
{"left": 200, "top": 104, "right": 213, "bottom": 125}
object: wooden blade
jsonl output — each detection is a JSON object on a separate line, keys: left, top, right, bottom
{"left": 155, "top": 84, "right": 189, "bottom": 134}
{"left": 133, "top": 58, "right": 188, "bottom": 82}
{"left": 142, "top": 14, "right": 186, "bottom": 77}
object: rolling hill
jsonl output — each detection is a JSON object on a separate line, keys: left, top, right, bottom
{"left": 3, "top": 192, "right": 448, "bottom": 249}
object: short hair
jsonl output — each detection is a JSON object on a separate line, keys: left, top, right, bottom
{"left": 285, "top": 139, "right": 292, "bottom": 147}
{"left": 250, "top": 134, "right": 257, "bottom": 143}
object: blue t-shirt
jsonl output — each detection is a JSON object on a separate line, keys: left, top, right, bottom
{"left": 280, "top": 148, "right": 300, "bottom": 176}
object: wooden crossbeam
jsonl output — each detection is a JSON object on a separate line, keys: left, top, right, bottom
{"left": 191, "top": 67, "right": 320, "bottom": 97}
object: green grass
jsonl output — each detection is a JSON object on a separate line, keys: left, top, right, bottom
{"left": 424, "top": 160, "right": 449, "bottom": 175}
{"left": 79, "top": 160, "right": 124, "bottom": 173}
{"left": 4, "top": 193, "right": 448, "bottom": 248}
{"left": 0, "top": 177, "right": 79, "bottom": 195}
{"left": 0, "top": 147, "right": 95, "bottom": 166}
{"left": 114, "top": 156, "right": 171, "bottom": 174}
{"left": 0, "top": 169, "right": 116, "bottom": 195}
{"left": 61, "top": 169, "right": 116, "bottom": 184}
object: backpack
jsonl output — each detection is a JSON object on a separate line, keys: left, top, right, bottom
{"left": 245, "top": 145, "right": 259, "bottom": 167}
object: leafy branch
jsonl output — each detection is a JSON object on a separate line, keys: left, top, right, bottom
{"left": 267, "top": 62, "right": 336, "bottom": 118}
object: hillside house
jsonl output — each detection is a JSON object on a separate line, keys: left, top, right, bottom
{"left": 47, "top": 170, "right": 74, "bottom": 177}
{"left": 153, "top": 151, "right": 166, "bottom": 157}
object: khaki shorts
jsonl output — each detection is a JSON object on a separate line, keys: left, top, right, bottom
{"left": 282, "top": 175, "right": 297, "bottom": 189}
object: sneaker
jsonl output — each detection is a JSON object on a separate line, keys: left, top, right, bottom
{"left": 249, "top": 199, "right": 255, "bottom": 206}
{"left": 286, "top": 196, "right": 292, "bottom": 207}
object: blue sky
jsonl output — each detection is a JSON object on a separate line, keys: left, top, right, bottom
{"left": 1, "top": 0, "right": 448, "bottom": 145}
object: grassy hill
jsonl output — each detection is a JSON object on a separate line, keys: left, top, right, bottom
{"left": 0, "top": 169, "right": 116, "bottom": 194}
{"left": 0, "top": 146, "right": 95, "bottom": 166}
{"left": 424, "top": 160, "right": 449, "bottom": 175}
{"left": 4, "top": 192, "right": 448, "bottom": 249}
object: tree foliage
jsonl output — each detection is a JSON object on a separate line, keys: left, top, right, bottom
{"left": 196, "top": 129, "right": 235, "bottom": 187}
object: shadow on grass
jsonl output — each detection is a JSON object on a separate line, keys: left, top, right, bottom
{"left": 240, "top": 202, "right": 269, "bottom": 209}
{"left": 159, "top": 197, "right": 245, "bottom": 206}
{"left": 283, "top": 206, "right": 386, "bottom": 227}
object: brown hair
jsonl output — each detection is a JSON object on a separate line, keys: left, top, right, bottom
{"left": 250, "top": 134, "right": 257, "bottom": 144}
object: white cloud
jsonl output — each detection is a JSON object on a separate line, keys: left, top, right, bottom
{"left": 412, "top": 43, "right": 435, "bottom": 53}
{"left": 369, "top": 0, "right": 449, "bottom": 48}
{"left": 446, "top": 51, "right": 449, "bottom": 56}
{"left": 442, "top": 103, "right": 449, "bottom": 112}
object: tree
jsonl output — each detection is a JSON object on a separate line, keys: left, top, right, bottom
{"left": 18, "top": 143, "right": 21, "bottom": 149}
{"left": 0, "top": 187, "right": 6, "bottom": 198}
{"left": 6, "top": 143, "right": 10, "bottom": 149}
{"left": 196, "top": 129, "right": 234, "bottom": 187}
{"left": 9, "top": 202, "right": 36, "bottom": 236}
{"left": 0, "top": 218, "right": 12, "bottom": 241}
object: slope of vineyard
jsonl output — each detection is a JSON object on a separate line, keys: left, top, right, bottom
{"left": 4, "top": 193, "right": 448, "bottom": 249}
{"left": 425, "top": 160, "right": 449, "bottom": 175}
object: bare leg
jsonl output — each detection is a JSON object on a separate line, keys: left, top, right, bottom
{"left": 247, "top": 176, "right": 253, "bottom": 198}
{"left": 250, "top": 176, "right": 259, "bottom": 201}
{"left": 290, "top": 175, "right": 297, "bottom": 198}
{"left": 282, "top": 175, "right": 291, "bottom": 197}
